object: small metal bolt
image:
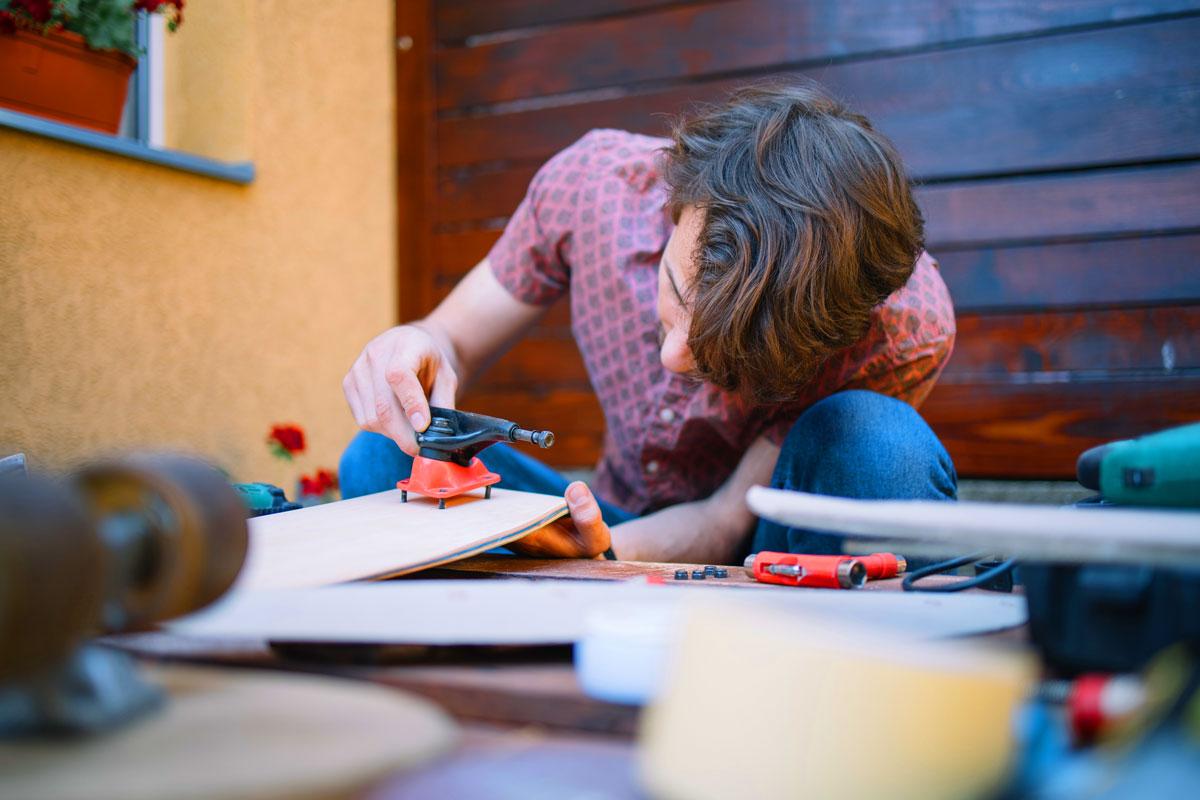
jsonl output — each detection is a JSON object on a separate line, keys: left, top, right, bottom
{"left": 397, "top": 35, "right": 414, "bottom": 52}
{"left": 674, "top": 570, "right": 688, "bottom": 580}
{"left": 692, "top": 570, "right": 706, "bottom": 580}
{"left": 714, "top": 568, "right": 728, "bottom": 578}
{"left": 703, "top": 565, "right": 715, "bottom": 575}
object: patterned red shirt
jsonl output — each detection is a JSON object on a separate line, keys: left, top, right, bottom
{"left": 489, "top": 130, "right": 955, "bottom": 515}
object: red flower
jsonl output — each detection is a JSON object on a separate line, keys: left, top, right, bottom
{"left": 4, "top": 0, "right": 57, "bottom": 26}
{"left": 267, "top": 424, "right": 306, "bottom": 456}
{"left": 299, "top": 475, "right": 323, "bottom": 497}
{"left": 315, "top": 469, "right": 338, "bottom": 492}
{"left": 12, "top": 0, "right": 55, "bottom": 24}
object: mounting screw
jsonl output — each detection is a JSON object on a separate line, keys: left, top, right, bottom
{"left": 438, "top": 498, "right": 446, "bottom": 510}
{"left": 674, "top": 570, "right": 688, "bottom": 580}
{"left": 692, "top": 570, "right": 706, "bottom": 580}
{"left": 397, "top": 35, "right": 413, "bottom": 52}
{"left": 714, "top": 568, "right": 728, "bottom": 578}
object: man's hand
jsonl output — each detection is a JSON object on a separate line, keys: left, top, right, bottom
{"left": 342, "top": 324, "right": 459, "bottom": 456}
{"left": 507, "top": 481, "right": 612, "bottom": 559}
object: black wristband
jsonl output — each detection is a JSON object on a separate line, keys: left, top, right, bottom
{"left": 602, "top": 546, "right": 617, "bottom": 561}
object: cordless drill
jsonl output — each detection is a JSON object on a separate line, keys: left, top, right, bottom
{"left": 1076, "top": 422, "right": 1200, "bottom": 508}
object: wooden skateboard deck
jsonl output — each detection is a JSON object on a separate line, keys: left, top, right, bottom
{"left": 171, "top": 580, "right": 1027, "bottom": 644}
{"left": 0, "top": 665, "right": 455, "bottom": 800}
{"left": 236, "top": 487, "right": 568, "bottom": 591}
{"left": 746, "top": 487, "right": 1200, "bottom": 566}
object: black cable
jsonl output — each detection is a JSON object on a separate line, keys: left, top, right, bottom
{"left": 902, "top": 550, "right": 1018, "bottom": 593}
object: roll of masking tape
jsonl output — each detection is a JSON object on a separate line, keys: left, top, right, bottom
{"left": 638, "top": 597, "right": 1033, "bottom": 800}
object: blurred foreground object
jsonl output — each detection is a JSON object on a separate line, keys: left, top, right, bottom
{"left": 0, "top": 455, "right": 456, "bottom": 799}
{"left": 0, "top": 665, "right": 456, "bottom": 800}
{"left": 746, "top": 487, "right": 1200, "bottom": 567}
{"left": 638, "top": 600, "right": 1032, "bottom": 800}
{"left": 0, "top": 454, "right": 247, "bottom": 734}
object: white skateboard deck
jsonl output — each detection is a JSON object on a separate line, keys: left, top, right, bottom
{"left": 171, "top": 580, "right": 1027, "bottom": 644}
{"left": 236, "top": 487, "right": 568, "bottom": 591}
{"left": 747, "top": 486, "right": 1200, "bottom": 566}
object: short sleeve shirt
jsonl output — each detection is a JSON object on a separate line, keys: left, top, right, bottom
{"left": 488, "top": 130, "right": 955, "bottom": 516}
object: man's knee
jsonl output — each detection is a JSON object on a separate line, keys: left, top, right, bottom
{"left": 750, "top": 391, "right": 956, "bottom": 557}
{"left": 776, "top": 390, "right": 956, "bottom": 501}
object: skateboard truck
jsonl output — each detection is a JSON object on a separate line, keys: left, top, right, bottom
{"left": 397, "top": 407, "right": 555, "bottom": 509}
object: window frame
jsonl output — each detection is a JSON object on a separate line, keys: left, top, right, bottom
{"left": 0, "top": 15, "right": 254, "bottom": 184}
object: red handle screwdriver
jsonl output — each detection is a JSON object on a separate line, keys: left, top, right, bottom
{"left": 743, "top": 551, "right": 907, "bottom": 589}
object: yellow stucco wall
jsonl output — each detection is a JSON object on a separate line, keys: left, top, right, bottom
{"left": 0, "top": 1, "right": 396, "bottom": 491}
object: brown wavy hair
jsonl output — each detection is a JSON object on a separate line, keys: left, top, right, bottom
{"left": 661, "top": 81, "right": 925, "bottom": 403}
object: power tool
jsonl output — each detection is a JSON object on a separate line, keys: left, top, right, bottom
{"left": 398, "top": 406, "right": 555, "bottom": 508}
{"left": 1076, "top": 422, "right": 1200, "bottom": 508}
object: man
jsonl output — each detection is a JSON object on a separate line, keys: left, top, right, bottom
{"left": 340, "top": 81, "right": 957, "bottom": 563}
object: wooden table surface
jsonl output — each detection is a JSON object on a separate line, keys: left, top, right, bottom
{"left": 107, "top": 554, "right": 1020, "bottom": 799}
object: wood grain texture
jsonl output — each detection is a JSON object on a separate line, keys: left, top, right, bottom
{"left": 946, "top": 306, "right": 1200, "bottom": 375}
{"left": 923, "top": 377, "right": 1200, "bottom": 478}
{"left": 236, "top": 488, "right": 568, "bottom": 590}
{"left": 921, "top": 161, "right": 1200, "bottom": 248}
{"left": 458, "top": 389, "right": 607, "bottom": 467}
{"left": 422, "top": 554, "right": 971, "bottom": 592}
{"left": 472, "top": 335, "right": 592, "bottom": 392}
{"left": 434, "top": 0, "right": 689, "bottom": 42}
{"left": 939, "top": 234, "right": 1200, "bottom": 311}
{"left": 432, "top": 228, "right": 502, "bottom": 278}
{"left": 437, "top": 16, "right": 1200, "bottom": 175}
{"left": 396, "top": 0, "right": 439, "bottom": 323}
{"left": 433, "top": 0, "right": 1200, "bottom": 109}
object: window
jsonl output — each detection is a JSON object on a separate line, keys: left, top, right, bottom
{"left": 0, "top": 12, "right": 253, "bottom": 183}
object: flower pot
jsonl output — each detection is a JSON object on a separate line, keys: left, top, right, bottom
{"left": 0, "top": 28, "right": 135, "bottom": 134}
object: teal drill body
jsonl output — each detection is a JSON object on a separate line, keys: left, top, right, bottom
{"left": 1077, "top": 423, "right": 1200, "bottom": 509}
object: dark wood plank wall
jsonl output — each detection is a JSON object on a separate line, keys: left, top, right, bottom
{"left": 399, "top": 0, "right": 1200, "bottom": 477}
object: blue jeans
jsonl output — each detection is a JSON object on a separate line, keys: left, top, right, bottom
{"left": 338, "top": 390, "right": 956, "bottom": 556}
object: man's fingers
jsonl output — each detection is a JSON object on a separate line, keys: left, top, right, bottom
{"left": 342, "top": 370, "right": 367, "bottom": 429}
{"left": 565, "top": 481, "right": 605, "bottom": 536}
{"left": 429, "top": 363, "right": 459, "bottom": 411}
{"left": 351, "top": 355, "right": 414, "bottom": 454}
{"left": 385, "top": 367, "right": 432, "bottom": 434}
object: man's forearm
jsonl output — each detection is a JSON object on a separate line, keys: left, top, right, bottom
{"left": 609, "top": 495, "right": 752, "bottom": 564}
{"left": 608, "top": 436, "right": 780, "bottom": 564}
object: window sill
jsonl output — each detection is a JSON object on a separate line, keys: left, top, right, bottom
{"left": 0, "top": 107, "right": 255, "bottom": 185}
